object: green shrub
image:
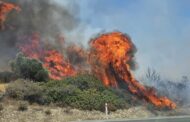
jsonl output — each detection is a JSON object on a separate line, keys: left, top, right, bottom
{"left": 0, "top": 103, "right": 3, "bottom": 111}
{"left": 63, "top": 88, "right": 127, "bottom": 111}
{"left": 10, "top": 53, "right": 49, "bottom": 82}
{"left": 45, "top": 109, "right": 52, "bottom": 115}
{"left": 43, "top": 80, "right": 80, "bottom": 106}
{"left": 63, "top": 74, "right": 105, "bottom": 91}
{"left": 6, "top": 75, "right": 130, "bottom": 111}
{"left": 0, "top": 71, "right": 18, "bottom": 83}
{"left": 6, "top": 79, "right": 26, "bottom": 99}
{"left": 108, "top": 88, "right": 136, "bottom": 105}
{"left": 45, "top": 85, "right": 78, "bottom": 104}
{"left": 6, "top": 79, "right": 47, "bottom": 104}
{"left": 0, "top": 93, "right": 5, "bottom": 102}
{"left": 18, "top": 101, "right": 28, "bottom": 111}
{"left": 43, "top": 76, "right": 128, "bottom": 111}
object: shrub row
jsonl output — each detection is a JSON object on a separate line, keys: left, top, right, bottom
{"left": 6, "top": 74, "right": 131, "bottom": 111}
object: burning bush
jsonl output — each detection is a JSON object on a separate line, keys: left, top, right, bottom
{"left": 19, "top": 33, "right": 76, "bottom": 80}
{"left": 10, "top": 53, "right": 49, "bottom": 82}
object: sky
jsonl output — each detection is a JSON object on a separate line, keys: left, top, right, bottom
{"left": 58, "top": 0, "right": 190, "bottom": 81}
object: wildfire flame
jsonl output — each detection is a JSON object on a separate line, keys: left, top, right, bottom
{"left": 1, "top": 1, "right": 176, "bottom": 109}
{"left": 43, "top": 50, "right": 76, "bottom": 80}
{"left": 19, "top": 33, "right": 76, "bottom": 80}
{"left": 89, "top": 32, "right": 176, "bottom": 109}
{"left": 0, "top": 1, "right": 20, "bottom": 29}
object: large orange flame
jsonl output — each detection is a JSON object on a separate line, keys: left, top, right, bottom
{"left": 43, "top": 50, "right": 76, "bottom": 80}
{"left": 19, "top": 33, "right": 76, "bottom": 80}
{"left": 0, "top": 1, "right": 20, "bottom": 29}
{"left": 89, "top": 32, "right": 176, "bottom": 109}
{"left": 2, "top": 1, "right": 176, "bottom": 109}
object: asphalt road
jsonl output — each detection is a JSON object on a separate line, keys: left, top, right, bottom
{"left": 79, "top": 116, "right": 190, "bottom": 122}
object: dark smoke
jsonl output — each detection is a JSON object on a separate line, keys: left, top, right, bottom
{"left": 65, "top": 43, "right": 90, "bottom": 72}
{"left": 0, "top": 0, "right": 79, "bottom": 70}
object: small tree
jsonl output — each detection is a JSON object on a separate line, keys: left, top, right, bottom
{"left": 10, "top": 53, "right": 49, "bottom": 82}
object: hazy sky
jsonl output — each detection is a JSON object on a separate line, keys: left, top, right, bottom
{"left": 58, "top": 0, "right": 190, "bottom": 80}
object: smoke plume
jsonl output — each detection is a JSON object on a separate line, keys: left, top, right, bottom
{"left": 0, "top": 0, "right": 79, "bottom": 70}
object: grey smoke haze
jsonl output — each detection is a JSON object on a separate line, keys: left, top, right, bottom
{"left": 141, "top": 68, "right": 190, "bottom": 105}
{"left": 73, "top": 0, "right": 190, "bottom": 81}
{"left": 0, "top": 0, "right": 79, "bottom": 70}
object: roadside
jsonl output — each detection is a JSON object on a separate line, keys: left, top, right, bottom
{"left": 0, "top": 100, "right": 154, "bottom": 122}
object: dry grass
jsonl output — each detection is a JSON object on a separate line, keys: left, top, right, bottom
{"left": 0, "top": 83, "right": 7, "bottom": 93}
{"left": 0, "top": 100, "right": 156, "bottom": 122}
